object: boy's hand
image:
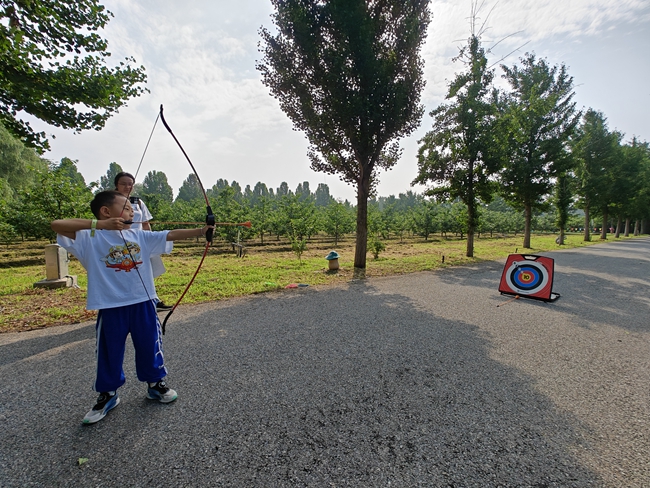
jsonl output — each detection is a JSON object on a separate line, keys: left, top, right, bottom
{"left": 100, "top": 218, "right": 132, "bottom": 231}
{"left": 202, "top": 224, "right": 215, "bottom": 237}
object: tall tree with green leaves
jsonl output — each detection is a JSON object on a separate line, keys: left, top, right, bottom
{"left": 258, "top": 0, "right": 430, "bottom": 269}
{"left": 553, "top": 171, "right": 574, "bottom": 245}
{"left": 250, "top": 181, "right": 270, "bottom": 205}
{"left": 142, "top": 170, "right": 173, "bottom": 203}
{"left": 0, "top": 0, "right": 147, "bottom": 152}
{"left": 413, "top": 34, "right": 499, "bottom": 257}
{"left": 572, "top": 109, "right": 620, "bottom": 241}
{"left": 610, "top": 137, "right": 643, "bottom": 237}
{"left": 97, "top": 162, "right": 123, "bottom": 192}
{"left": 0, "top": 121, "right": 47, "bottom": 196}
{"left": 276, "top": 181, "right": 291, "bottom": 197}
{"left": 498, "top": 53, "right": 580, "bottom": 248}
{"left": 176, "top": 173, "right": 203, "bottom": 203}
{"left": 8, "top": 159, "right": 93, "bottom": 239}
{"left": 623, "top": 138, "right": 650, "bottom": 235}
{"left": 56, "top": 157, "right": 85, "bottom": 185}
{"left": 314, "top": 183, "right": 333, "bottom": 207}
{"left": 141, "top": 170, "right": 173, "bottom": 217}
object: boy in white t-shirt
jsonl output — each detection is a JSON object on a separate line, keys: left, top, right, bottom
{"left": 52, "top": 191, "right": 214, "bottom": 424}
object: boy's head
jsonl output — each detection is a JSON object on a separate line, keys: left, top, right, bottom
{"left": 90, "top": 191, "right": 132, "bottom": 220}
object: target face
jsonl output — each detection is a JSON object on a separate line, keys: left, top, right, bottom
{"left": 505, "top": 261, "right": 549, "bottom": 294}
{"left": 499, "top": 254, "right": 555, "bottom": 301}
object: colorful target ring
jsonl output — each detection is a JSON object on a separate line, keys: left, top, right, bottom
{"left": 504, "top": 261, "right": 549, "bottom": 295}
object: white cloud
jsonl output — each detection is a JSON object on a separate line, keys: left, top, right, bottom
{"left": 30, "top": 0, "right": 650, "bottom": 202}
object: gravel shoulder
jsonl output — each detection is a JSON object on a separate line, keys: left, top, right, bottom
{"left": 1, "top": 238, "right": 649, "bottom": 487}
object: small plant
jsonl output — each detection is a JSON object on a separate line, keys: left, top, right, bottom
{"left": 370, "top": 238, "right": 385, "bottom": 259}
{"left": 291, "top": 237, "right": 307, "bottom": 263}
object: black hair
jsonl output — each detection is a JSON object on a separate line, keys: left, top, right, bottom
{"left": 90, "top": 191, "right": 125, "bottom": 218}
{"left": 114, "top": 172, "right": 135, "bottom": 188}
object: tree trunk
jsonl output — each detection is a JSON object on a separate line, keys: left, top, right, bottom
{"left": 523, "top": 204, "right": 532, "bottom": 248}
{"left": 466, "top": 162, "right": 475, "bottom": 258}
{"left": 600, "top": 209, "right": 608, "bottom": 240}
{"left": 558, "top": 227, "right": 565, "bottom": 245}
{"left": 354, "top": 173, "right": 371, "bottom": 269}
{"left": 624, "top": 217, "right": 630, "bottom": 237}
{"left": 615, "top": 215, "right": 621, "bottom": 238}
{"left": 634, "top": 220, "right": 640, "bottom": 236}
{"left": 583, "top": 205, "right": 591, "bottom": 242}
{"left": 466, "top": 230, "right": 474, "bottom": 257}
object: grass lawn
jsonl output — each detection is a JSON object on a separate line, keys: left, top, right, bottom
{"left": 0, "top": 232, "right": 621, "bottom": 333}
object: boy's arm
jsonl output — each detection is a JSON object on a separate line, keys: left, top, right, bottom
{"left": 51, "top": 218, "right": 130, "bottom": 239}
{"left": 166, "top": 226, "right": 214, "bottom": 241}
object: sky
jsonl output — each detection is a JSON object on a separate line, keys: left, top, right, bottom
{"left": 30, "top": 0, "right": 650, "bottom": 203}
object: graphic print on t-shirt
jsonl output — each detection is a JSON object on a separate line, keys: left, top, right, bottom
{"left": 101, "top": 241, "right": 143, "bottom": 272}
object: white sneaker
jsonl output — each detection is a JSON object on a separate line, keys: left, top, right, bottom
{"left": 146, "top": 380, "right": 177, "bottom": 403}
{"left": 82, "top": 392, "right": 120, "bottom": 424}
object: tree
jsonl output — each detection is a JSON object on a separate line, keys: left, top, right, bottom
{"left": 295, "top": 181, "right": 312, "bottom": 202}
{"left": 176, "top": 173, "right": 203, "bottom": 203}
{"left": 8, "top": 159, "right": 93, "bottom": 239}
{"left": 498, "top": 53, "right": 580, "bottom": 248}
{"left": 0, "top": 121, "right": 47, "bottom": 195}
{"left": 230, "top": 181, "right": 243, "bottom": 202}
{"left": 97, "top": 162, "right": 123, "bottom": 192}
{"left": 611, "top": 138, "right": 642, "bottom": 237}
{"left": 251, "top": 181, "right": 270, "bottom": 205}
{"left": 0, "top": 0, "right": 147, "bottom": 152}
{"left": 56, "top": 157, "right": 87, "bottom": 187}
{"left": 258, "top": 0, "right": 430, "bottom": 269}
{"left": 212, "top": 186, "right": 248, "bottom": 243}
{"left": 572, "top": 109, "right": 620, "bottom": 242}
{"left": 409, "top": 198, "right": 438, "bottom": 240}
{"left": 142, "top": 170, "right": 173, "bottom": 203}
{"left": 141, "top": 170, "right": 173, "bottom": 216}
{"left": 553, "top": 172, "right": 573, "bottom": 245}
{"left": 322, "top": 200, "right": 355, "bottom": 244}
{"left": 623, "top": 139, "right": 650, "bottom": 235}
{"left": 413, "top": 34, "right": 499, "bottom": 257}
{"left": 275, "top": 194, "right": 318, "bottom": 241}
{"left": 314, "top": 183, "right": 333, "bottom": 207}
{"left": 250, "top": 195, "right": 273, "bottom": 244}
{"left": 396, "top": 190, "right": 418, "bottom": 211}
{"left": 276, "top": 181, "right": 291, "bottom": 197}
{"left": 209, "top": 178, "right": 231, "bottom": 200}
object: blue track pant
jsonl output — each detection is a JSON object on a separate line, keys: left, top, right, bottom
{"left": 93, "top": 301, "right": 167, "bottom": 392}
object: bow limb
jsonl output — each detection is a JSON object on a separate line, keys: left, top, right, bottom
{"left": 159, "top": 104, "right": 216, "bottom": 333}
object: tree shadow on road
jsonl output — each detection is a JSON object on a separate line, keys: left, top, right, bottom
{"left": 0, "top": 281, "right": 599, "bottom": 486}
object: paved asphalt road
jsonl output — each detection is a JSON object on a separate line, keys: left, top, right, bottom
{"left": 1, "top": 238, "right": 649, "bottom": 487}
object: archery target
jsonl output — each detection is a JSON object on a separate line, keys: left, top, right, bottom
{"left": 505, "top": 261, "right": 548, "bottom": 294}
{"left": 499, "top": 254, "right": 555, "bottom": 301}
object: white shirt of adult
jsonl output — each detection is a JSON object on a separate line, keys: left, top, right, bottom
{"left": 129, "top": 197, "right": 153, "bottom": 230}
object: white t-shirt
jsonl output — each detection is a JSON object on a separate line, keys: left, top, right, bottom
{"left": 58, "top": 228, "right": 173, "bottom": 310}
{"left": 129, "top": 197, "right": 153, "bottom": 230}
